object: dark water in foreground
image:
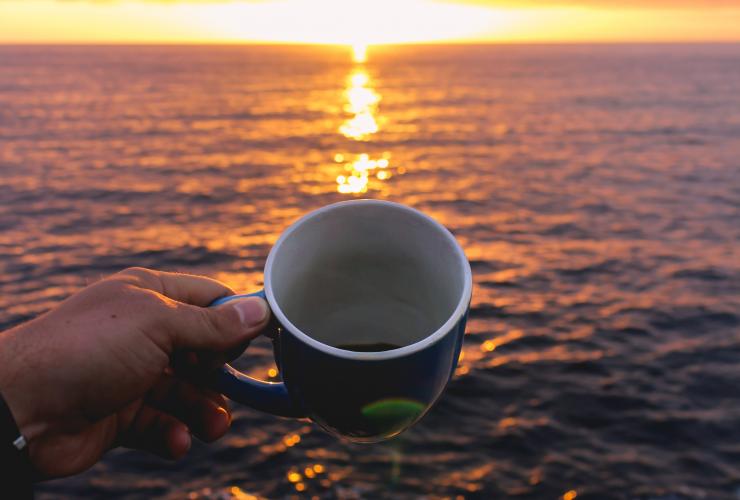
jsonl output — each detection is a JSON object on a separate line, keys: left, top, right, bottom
{"left": 1, "top": 44, "right": 739, "bottom": 499}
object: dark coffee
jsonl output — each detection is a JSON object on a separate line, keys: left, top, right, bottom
{"left": 335, "top": 342, "right": 403, "bottom": 352}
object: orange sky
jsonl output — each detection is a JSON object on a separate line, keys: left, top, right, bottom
{"left": 0, "top": 0, "right": 739, "bottom": 44}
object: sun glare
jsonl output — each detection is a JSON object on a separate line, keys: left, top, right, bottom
{"left": 172, "top": 0, "right": 498, "bottom": 45}
{"left": 340, "top": 69, "right": 380, "bottom": 140}
{"left": 352, "top": 44, "right": 368, "bottom": 64}
{"left": 335, "top": 66, "right": 396, "bottom": 195}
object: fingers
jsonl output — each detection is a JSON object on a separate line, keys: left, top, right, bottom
{"left": 171, "top": 341, "right": 251, "bottom": 373}
{"left": 159, "top": 296, "right": 270, "bottom": 352}
{"left": 146, "top": 375, "right": 232, "bottom": 443}
{"left": 121, "top": 405, "right": 192, "bottom": 460}
{"left": 109, "top": 267, "right": 270, "bottom": 359}
{"left": 115, "top": 267, "right": 235, "bottom": 306}
{"left": 121, "top": 375, "right": 235, "bottom": 460}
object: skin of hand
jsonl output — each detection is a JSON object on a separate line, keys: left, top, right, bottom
{"left": 0, "top": 267, "right": 270, "bottom": 480}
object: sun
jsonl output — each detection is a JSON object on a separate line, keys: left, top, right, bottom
{"left": 176, "top": 0, "right": 498, "bottom": 45}
{"left": 352, "top": 44, "right": 368, "bottom": 64}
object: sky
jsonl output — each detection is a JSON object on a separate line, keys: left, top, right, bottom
{"left": 0, "top": 0, "right": 739, "bottom": 44}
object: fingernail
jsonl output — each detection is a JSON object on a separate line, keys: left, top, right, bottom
{"left": 217, "top": 406, "right": 231, "bottom": 426}
{"left": 231, "top": 297, "right": 269, "bottom": 327}
{"left": 177, "top": 426, "right": 192, "bottom": 457}
{"left": 219, "top": 404, "right": 232, "bottom": 424}
{"left": 184, "top": 431, "right": 192, "bottom": 452}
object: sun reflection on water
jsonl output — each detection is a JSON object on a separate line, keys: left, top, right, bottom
{"left": 339, "top": 69, "right": 380, "bottom": 140}
{"left": 335, "top": 152, "right": 391, "bottom": 194}
{"left": 226, "top": 486, "right": 260, "bottom": 500}
{"left": 334, "top": 50, "right": 401, "bottom": 194}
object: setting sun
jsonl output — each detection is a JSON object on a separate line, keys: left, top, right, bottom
{"left": 175, "top": 0, "right": 499, "bottom": 44}
{"left": 353, "top": 44, "right": 368, "bottom": 64}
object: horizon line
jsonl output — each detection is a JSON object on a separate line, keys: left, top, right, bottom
{"left": 2, "top": 40, "right": 739, "bottom": 46}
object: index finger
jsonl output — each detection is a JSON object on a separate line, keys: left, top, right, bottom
{"left": 114, "top": 267, "right": 235, "bottom": 306}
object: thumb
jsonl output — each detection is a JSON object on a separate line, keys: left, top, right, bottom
{"left": 161, "top": 296, "right": 270, "bottom": 352}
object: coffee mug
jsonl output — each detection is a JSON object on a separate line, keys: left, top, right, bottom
{"left": 210, "top": 199, "right": 472, "bottom": 442}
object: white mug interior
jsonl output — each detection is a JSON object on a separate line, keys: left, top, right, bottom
{"left": 265, "top": 200, "right": 472, "bottom": 358}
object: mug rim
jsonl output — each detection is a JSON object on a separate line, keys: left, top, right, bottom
{"left": 263, "top": 199, "right": 473, "bottom": 361}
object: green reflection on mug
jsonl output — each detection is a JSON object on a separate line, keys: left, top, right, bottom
{"left": 361, "top": 398, "right": 425, "bottom": 432}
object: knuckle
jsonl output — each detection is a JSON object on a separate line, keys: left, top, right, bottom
{"left": 88, "top": 277, "right": 130, "bottom": 298}
{"left": 132, "top": 289, "right": 166, "bottom": 311}
{"left": 126, "top": 289, "right": 162, "bottom": 314}
{"left": 118, "top": 267, "right": 154, "bottom": 279}
{"left": 114, "top": 267, "right": 162, "bottom": 291}
{"left": 100, "top": 276, "right": 164, "bottom": 308}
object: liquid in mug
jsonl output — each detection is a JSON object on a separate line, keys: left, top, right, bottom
{"left": 334, "top": 342, "right": 403, "bottom": 352}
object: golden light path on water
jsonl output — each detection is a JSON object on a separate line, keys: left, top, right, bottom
{"left": 335, "top": 152, "right": 392, "bottom": 194}
{"left": 339, "top": 70, "right": 380, "bottom": 140}
{"left": 336, "top": 46, "right": 399, "bottom": 194}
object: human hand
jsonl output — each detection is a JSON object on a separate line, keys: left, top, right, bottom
{"left": 0, "top": 267, "right": 269, "bottom": 479}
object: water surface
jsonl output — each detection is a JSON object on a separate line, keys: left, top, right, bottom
{"left": 0, "top": 44, "right": 739, "bottom": 499}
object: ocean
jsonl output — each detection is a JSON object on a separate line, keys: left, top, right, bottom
{"left": 0, "top": 44, "right": 739, "bottom": 499}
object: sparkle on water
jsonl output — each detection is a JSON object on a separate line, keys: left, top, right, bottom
{"left": 335, "top": 153, "right": 391, "bottom": 194}
{"left": 334, "top": 50, "right": 399, "bottom": 194}
{"left": 338, "top": 69, "right": 381, "bottom": 140}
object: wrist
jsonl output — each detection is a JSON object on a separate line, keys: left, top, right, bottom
{"left": 0, "top": 390, "right": 34, "bottom": 496}
{"left": 0, "top": 385, "right": 46, "bottom": 446}
{"left": 0, "top": 329, "right": 48, "bottom": 446}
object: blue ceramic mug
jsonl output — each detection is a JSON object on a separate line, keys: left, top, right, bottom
{"left": 210, "top": 199, "right": 472, "bottom": 442}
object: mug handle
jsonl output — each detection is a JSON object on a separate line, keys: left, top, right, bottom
{"left": 209, "top": 291, "right": 305, "bottom": 418}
